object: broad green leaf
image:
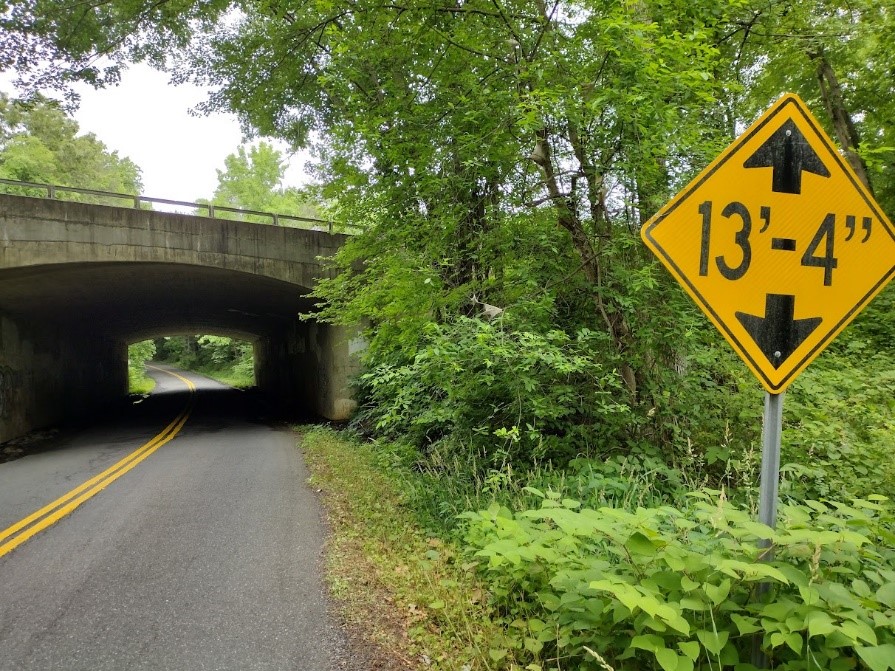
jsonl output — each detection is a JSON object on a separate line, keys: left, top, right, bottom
{"left": 664, "top": 613, "right": 692, "bottom": 636}
{"left": 590, "top": 580, "right": 640, "bottom": 613}
{"left": 841, "top": 618, "right": 878, "bottom": 645}
{"left": 680, "top": 597, "right": 708, "bottom": 611}
{"left": 488, "top": 648, "right": 508, "bottom": 662}
{"left": 798, "top": 584, "right": 820, "bottom": 605}
{"left": 681, "top": 576, "right": 699, "bottom": 592}
{"left": 524, "top": 637, "right": 544, "bottom": 654}
{"left": 527, "top": 618, "right": 546, "bottom": 633}
{"left": 856, "top": 645, "right": 895, "bottom": 671}
{"left": 626, "top": 531, "right": 658, "bottom": 556}
{"left": 631, "top": 634, "right": 663, "bottom": 652}
{"left": 731, "top": 614, "right": 762, "bottom": 635}
{"left": 876, "top": 582, "right": 895, "bottom": 608}
{"left": 704, "top": 579, "right": 731, "bottom": 606}
{"left": 697, "top": 629, "right": 729, "bottom": 655}
{"left": 784, "top": 632, "right": 803, "bottom": 654}
{"left": 678, "top": 641, "right": 701, "bottom": 661}
{"left": 805, "top": 610, "right": 836, "bottom": 638}
{"left": 655, "top": 647, "right": 679, "bottom": 671}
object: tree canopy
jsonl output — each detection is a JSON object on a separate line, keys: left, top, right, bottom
{"left": 202, "top": 142, "right": 322, "bottom": 220}
{"left": 0, "top": 93, "right": 142, "bottom": 192}
{"left": 4, "top": 0, "right": 893, "bottom": 474}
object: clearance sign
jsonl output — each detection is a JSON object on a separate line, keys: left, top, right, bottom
{"left": 641, "top": 94, "right": 895, "bottom": 393}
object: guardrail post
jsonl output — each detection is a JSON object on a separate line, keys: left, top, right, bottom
{"left": 273, "top": 213, "right": 280, "bottom": 226}
{"left": 208, "top": 204, "right": 215, "bottom": 219}
{"left": 134, "top": 196, "right": 141, "bottom": 209}
{"left": 48, "top": 186, "right": 56, "bottom": 199}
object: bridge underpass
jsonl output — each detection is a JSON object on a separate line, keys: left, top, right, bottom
{"left": 0, "top": 193, "right": 360, "bottom": 443}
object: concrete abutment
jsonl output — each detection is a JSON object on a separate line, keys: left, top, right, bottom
{"left": 255, "top": 321, "right": 363, "bottom": 422}
{"left": 0, "top": 312, "right": 125, "bottom": 442}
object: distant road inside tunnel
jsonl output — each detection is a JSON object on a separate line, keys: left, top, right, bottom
{"left": 0, "top": 365, "right": 346, "bottom": 670}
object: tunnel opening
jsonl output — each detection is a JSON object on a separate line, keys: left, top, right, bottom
{"left": 128, "top": 335, "right": 258, "bottom": 394}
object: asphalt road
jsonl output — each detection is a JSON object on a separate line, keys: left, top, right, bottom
{"left": 0, "top": 365, "right": 347, "bottom": 670}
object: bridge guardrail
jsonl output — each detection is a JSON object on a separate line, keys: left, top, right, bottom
{"left": 0, "top": 178, "right": 340, "bottom": 234}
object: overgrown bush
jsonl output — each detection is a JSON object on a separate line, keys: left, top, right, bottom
{"left": 357, "top": 316, "right": 630, "bottom": 469}
{"left": 781, "top": 345, "right": 895, "bottom": 501}
{"left": 463, "top": 492, "right": 895, "bottom": 670}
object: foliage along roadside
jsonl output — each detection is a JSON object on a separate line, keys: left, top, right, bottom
{"left": 299, "top": 426, "right": 511, "bottom": 670}
{"left": 152, "top": 335, "right": 255, "bottom": 389}
{"left": 297, "top": 426, "right": 895, "bottom": 671}
{"left": 127, "top": 340, "right": 156, "bottom": 395}
{"left": 463, "top": 491, "right": 895, "bottom": 671}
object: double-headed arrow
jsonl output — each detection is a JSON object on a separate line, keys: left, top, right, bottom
{"left": 736, "top": 117, "right": 830, "bottom": 365}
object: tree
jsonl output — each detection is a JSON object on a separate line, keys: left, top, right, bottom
{"left": 203, "top": 142, "right": 322, "bottom": 221}
{"left": 0, "top": 93, "right": 142, "bottom": 194}
{"left": 0, "top": 0, "right": 753, "bottom": 457}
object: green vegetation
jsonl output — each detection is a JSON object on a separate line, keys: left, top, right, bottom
{"left": 127, "top": 339, "right": 156, "bottom": 395}
{"left": 6, "top": 1, "right": 895, "bottom": 668}
{"left": 198, "top": 142, "right": 324, "bottom": 224}
{"left": 0, "top": 93, "right": 142, "bottom": 197}
{"left": 153, "top": 335, "right": 255, "bottom": 388}
{"left": 464, "top": 493, "right": 895, "bottom": 670}
{"left": 302, "top": 341, "right": 895, "bottom": 671}
{"left": 300, "top": 427, "right": 504, "bottom": 669}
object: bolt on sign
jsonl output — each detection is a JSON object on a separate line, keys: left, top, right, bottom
{"left": 641, "top": 93, "right": 895, "bottom": 393}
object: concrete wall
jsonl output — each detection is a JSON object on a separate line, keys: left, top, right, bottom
{"left": 0, "top": 194, "right": 346, "bottom": 289}
{"left": 255, "top": 320, "right": 364, "bottom": 421}
{"left": 296, "top": 322, "right": 364, "bottom": 421}
{"left": 0, "top": 312, "right": 126, "bottom": 442}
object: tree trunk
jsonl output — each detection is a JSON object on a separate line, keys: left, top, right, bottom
{"left": 810, "top": 48, "right": 873, "bottom": 192}
{"left": 530, "top": 129, "right": 638, "bottom": 396}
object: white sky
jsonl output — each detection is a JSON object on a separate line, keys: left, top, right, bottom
{"left": 1, "top": 63, "right": 312, "bottom": 204}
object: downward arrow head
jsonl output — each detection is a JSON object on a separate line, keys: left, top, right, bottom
{"left": 743, "top": 118, "right": 831, "bottom": 194}
{"left": 735, "top": 294, "right": 822, "bottom": 368}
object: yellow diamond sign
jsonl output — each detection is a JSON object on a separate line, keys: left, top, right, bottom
{"left": 641, "top": 93, "right": 895, "bottom": 393}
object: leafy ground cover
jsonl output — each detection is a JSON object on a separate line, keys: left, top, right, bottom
{"left": 302, "top": 422, "right": 895, "bottom": 671}
{"left": 464, "top": 493, "right": 895, "bottom": 670}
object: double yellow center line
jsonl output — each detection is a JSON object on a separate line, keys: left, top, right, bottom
{"left": 0, "top": 367, "right": 196, "bottom": 559}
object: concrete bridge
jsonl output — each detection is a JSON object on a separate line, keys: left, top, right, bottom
{"left": 0, "top": 190, "right": 360, "bottom": 443}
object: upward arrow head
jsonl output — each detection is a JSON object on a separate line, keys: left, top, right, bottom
{"left": 743, "top": 118, "right": 831, "bottom": 194}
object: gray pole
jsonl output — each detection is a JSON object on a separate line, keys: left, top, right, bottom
{"left": 758, "top": 391, "right": 784, "bottom": 538}
{"left": 753, "top": 391, "right": 784, "bottom": 668}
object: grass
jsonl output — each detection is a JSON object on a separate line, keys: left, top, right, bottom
{"left": 298, "top": 426, "right": 506, "bottom": 671}
{"left": 190, "top": 363, "right": 255, "bottom": 389}
{"left": 128, "top": 368, "right": 156, "bottom": 395}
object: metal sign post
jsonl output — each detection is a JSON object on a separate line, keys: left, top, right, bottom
{"left": 752, "top": 391, "right": 784, "bottom": 667}
{"left": 758, "top": 392, "right": 784, "bottom": 541}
